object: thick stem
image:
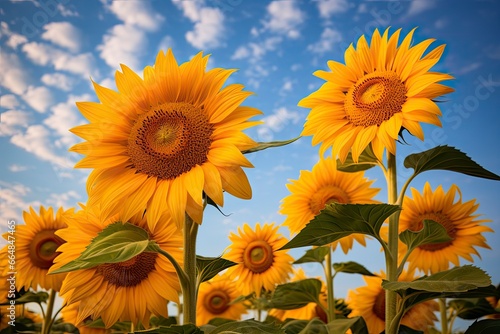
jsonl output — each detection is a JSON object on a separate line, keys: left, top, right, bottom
{"left": 439, "top": 298, "right": 449, "bottom": 334}
{"left": 183, "top": 213, "right": 199, "bottom": 325}
{"left": 386, "top": 152, "right": 400, "bottom": 334}
{"left": 325, "top": 248, "right": 336, "bottom": 322}
{"left": 41, "top": 289, "right": 56, "bottom": 334}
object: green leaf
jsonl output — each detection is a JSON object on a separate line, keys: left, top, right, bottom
{"left": 404, "top": 145, "right": 500, "bottom": 180}
{"left": 327, "top": 317, "right": 368, "bottom": 334}
{"left": 268, "top": 279, "right": 323, "bottom": 310}
{"left": 134, "top": 324, "right": 202, "bottom": 333}
{"left": 336, "top": 145, "right": 378, "bottom": 173}
{"left": 12, "top": 291, "right": 48, "bottom": 304}
{"left": 296, "top": 318, "right": 329, "bottom": 334}
{"left": 242, "top": 137, "right": 301, "bottom": 154}
{"left": 380, "top": 324, "right": 425, "bottom": 334}
{"left": 196, "top": 255, "right": 237, "bottom": 284}
{"left": 281, "top": 203, "right": 400, "bottom": 249}
{"left": 206, "top": 319, "right": 285, "bottom": 334}
{"left": 464, "top": 319, "right": 500, "bottom": 334}
{"left": 333, "top": 261, "right": 377, "bottom": 276}
{"left": 451, "top": 298, "right": 500, "bottom": 320}
{"left": 51, "top": 222, "right": 157, "bottom": 274}
{"left": 382, "top": 265, "right": 491, "bottom": 293}
{"left": 293, "top": 246, "right": 330, "bottom": 264}
{"left": 399, "top": 219, "right": 453, "bottom": 252}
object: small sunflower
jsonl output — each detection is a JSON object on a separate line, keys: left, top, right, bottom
{"left": 196, "top": 274, "right": 247, "bottom": 326}
{"left": 347, "top": 271, "right": 438, "bottom": 334}
{"left": 70, "top": 49, "right": 261, "bottom": 230}
{"left": 299, "top": 28, "right": 453, "bottom": 162}
{"left": 224, "top": 223, "right": 293, "bottom": 297}
{"left": 0, "top": 206, "right": 73, "bottom": 291}
{"left": 281, "top": 157, "right": 380, "bottom": 253}
{"left": 1, "top": 305, "right": 42, "bottom": 329}
{"left": 61, "top": 302, "right": 110, "bottom": 334}
{"left": 50, "top": 205, "right": 182, "bottom": 328}
{"left": 268, "top": 268, "right": 327, "bottom": 322}
{"left": 399, "top": 182, "right": 492, "bottom": 274}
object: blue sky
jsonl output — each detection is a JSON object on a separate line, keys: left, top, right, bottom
{"left": 1, "top": 0, "right": 499, "bottom": 328}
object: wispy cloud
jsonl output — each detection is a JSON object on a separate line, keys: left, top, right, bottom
{"left": 0, "top": 110, "right": 31, "bottom": 136}
{"left": 41, "top": 21, "right": 81, "bottom": 52}
{"left": 257, "top": 107, "right": 302, "bottom": 141}
{"left": 22, "top": 85, "right": 54, "bottom": 113}
{"left": 263, "top": 1, "right": 305, "bottom": 39}
{"left": 406, "top": 0, "right": 435, "bottom": 17}
{"left": 316, "top": 0, "right": 349, "bottom": 18}
{"left": 307, "top": 27, "right": 342, "bottom": 54}
{"left": 41, "top": 72, "right": 74, "bottom": 91}
{"left": 0, "top": 52, "right": 31, "bottom": 95}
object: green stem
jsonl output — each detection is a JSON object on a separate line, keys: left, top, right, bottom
{"left": 41, "top": 289, "right": 56, "bottom": 334}
{"left": 325, "top": 248, "right": 336, "bottom": 322}
{"left": 439, "top": 298, "right": 449, "bottom": 334}
{"left": 386, "top": 152, "right": 400, "bottom": 334}
{"left": 183, "top": 213, "right": 199, "bottom": 325}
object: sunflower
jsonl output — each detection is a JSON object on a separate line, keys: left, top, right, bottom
{"left": 70, "top": 49, "right": 261, "bottom": 229}
{"left": 268, "top": 268, "right": 328, "bottom": 322}
{"left": 50, "top": 205, "right": 182, "bottom": 328}
{"left": 399, "top": 182, "right": 492, "bottom": 274}
{"left": 299, "top": 28, "right": 453, "bottom": 162}
{"left": 196, "top": 274, "right": 247, "bottom": 326}
{"left": 224, "top": 223, "right": 293, "bottom": 297}
{"left": 0, "top": 206, "right": 73, "bottom": 292}
{"left": 281, "top": 157, "right": 380, "bottom": 253}
{"left": 347, "top": 271, "right": 438, "bottom": 334}
{"left": 0, "top": 305, "right": 42, "bottom": 329}
{"left": 61, "top": 302, "right": 110, "bottom": 334}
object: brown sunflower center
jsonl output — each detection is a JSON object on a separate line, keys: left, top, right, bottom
{"left": 412, "top": 212, "right": 457, "bottom": 251}
{"left": 372, "top": 290, "right": 386, "bottom": 321}
{"left": 310, "top": 186, "right": 350, "bottom": 214}
{"left": 29, "top": 229, "right": 65, "bottom": 269}
{"left": 128, "top": 102, "right": 213, "bottom": 180}
{"left": 97, "top": 251, "right": 158, "bottom": 287}
{"left": 243, "top": 240, "right": 274, "bottom": 273}
{"left": 345, "top": 71, "right": 407, "bottom": 127}
{"left": 204, "top": 290, "right": 231, "bottom": 314}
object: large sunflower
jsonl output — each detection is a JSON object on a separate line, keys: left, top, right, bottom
{"left": 0, "top": 206, "right": 73, "bottom": 292}
{"left": 50, "top": 205, "right": 182, "bottom": 328}
{"left": 224, "top": 223, "right": 293, "bottom": 297}
{"left": 70, "top": 49, "right": 261, "bottom": 229}
{"left": 299, "top": 28, "right": 453, "bottom": 162}
{"left": 347, "top": 271, "right": 438, "bottom": 334}
{"left": 399, "top": 182, "right": 492, "bottom": 274}
{"left": 281, "top": 157, "right": 380, "bottom": 253}
{"left": 196, "top": 274, "right": 247, "bottom": 326}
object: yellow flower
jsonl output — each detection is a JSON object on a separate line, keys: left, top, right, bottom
{"left": 50, "top": 205, "right": 182, "bottom": 328}
{"left": 1, "top": 305, "right": 42, "bottom": 329}
{"left": 399, "top": 182, "right": 492, "bottom": 274}
{"left": 70, "top": 49, "right": 261, "bottom": 229}
{"left": 281, "top": 157, "right": 380, "bottom": 253}
{"left": 196, "top": 274, "right": 247, "bottom": 326}
{"left": 61, "top": 302, "right": 110, "bottom": 334}
{"left": 347, "top": 271, "right": 438, "bottom": 334}
{"left": 0, "top": 206, "right": 73, "bottom": 291}
{"left": 268, "top": 268, "right": 327, "bottom": 322}
{"left": 299, "top": 28, "right": 453, "bottom": 162}
{"left": 224, "top": 223, "right": 293, "bottom": 297}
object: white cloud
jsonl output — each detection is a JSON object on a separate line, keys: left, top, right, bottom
{"left": 0, "top": 181, "right": 40, "bottom": 225}
{"left": 1, "top": 22, "right": 28, "bottom": 49}
{"left": 44, "top": 94, "right": 89, "bottom": 148}
{"left": 46, "top": 190, "right": 82, "bottom": 209}
{"left": 279, "top": 79, "right": 294, "bottom": 96}
{"left": 317, "top": 0, "right": 349, "bottom": 18}
{"left": 9, "top": 164, "right": 30, "bottom": 172}
{"left": 0, "top": 110, "right": 31, "bottom": 136}
{"left": 158, "top": 35, "right": 174, "bottom": 52}
{"left": 0, "top": 52, "right": 31, "bottom": 95}
{"left": 264, "top": 1, "right": 305, "bottom": 38}
{"left": 10, "top": 125, "right": 74, "bottom": 168}
{"left": 307, "top": 27, "right": 342, "bottom": 54}
{"left": 41, "top": 21, "right": 81, "bottom": 52}
{"left": 98, "top": 24, "right": 147, "bottom": 71}
{"left": 22, "top": 42, "right": 97, "bottom": 77}
{"left": 454, "top": 62, "right": 482, "bottom": 75}
{"left": 57, "top": 3, "right": 79, "bottom": 17}
{"left": 22, "top": 86, "right": 54, "bottom": 113}
{"left": 41, "top": 72, "right": 74, "bottom": 91}
{"left": 173, "top": 0, "right": 225, "bottom": 49}
{"left": 257, "top": 107, "right": 301, "bottom": 140}
{"left": 1, "top": 94, "right": 20, "bottom": 109}
{"left": 231, "top": 37, "right": 282, "bottom": 62}
{"left": 106, "top": 0, "right": 164, "bottom": 31}
{"left": 406, "top": 0, "right": 435, "bottom": 16}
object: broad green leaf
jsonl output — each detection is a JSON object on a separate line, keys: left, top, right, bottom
{"left": 404, "top": 145, "right": 500, "bottom": 180}
{"left": 196, "top": 255, "right": 237, "bottom": 284}
{"left": 383, "top": 265, "right": 491, "bottom": 293}
{"left": 281, "top": 203, "right": 400, "bottom": 249}
{"left": 48, "top": 322, "right": 78, "bottom": 333}
{"left": 399, "top": 220, "right": 452, "bottom": 252}
{"left": 12, "top": 291, "right": 48, "bottom": 304}
{"left": 268, "top": 279, "right": 322, "bottom": 310}
{"left": 293, "top": 246, "right": 330, "bottom": 264}
{"left": 150, "top": 315, "right": 178, "bottom": 327}
{"left": 242, "top": 137, "right": 301, "bottom": 154}
{"left": 297, "top": 318, "right": 329, "bottom": 334}
{"left": 464, "top": 319, "right": 500, "bottom": 334}
{"left": 52, "top": 222, "right": 158, "bottom": 274}
{"left": 333, "top": 261, "right": 377, "bottom": 276}
{"left": 134, "top": 324, "right": 201, "bottom": 333}
{"left": 336, "top": 145, "right": 378, "bottom": 173}
{"left": 327, "top": 317, "right": 368, "bottom": 334}
{"left": 380, "top": 324, "right": 425, "bottom": 334}
{"left": 450, "top": 298, "right": 500, "bottom": 320}
{"left": 206, "top": 319, "right": 285, "bottom": 334}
